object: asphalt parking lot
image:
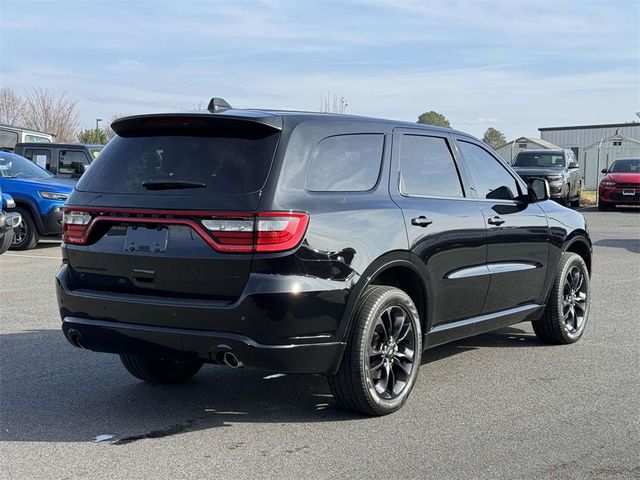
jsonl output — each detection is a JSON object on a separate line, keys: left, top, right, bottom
{"left": 1, "top": 207, "right": 639, "bottom": 480}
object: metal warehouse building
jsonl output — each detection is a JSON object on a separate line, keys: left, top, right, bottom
{"left": 539, "top": 122, "right": 640, "bottom": 189}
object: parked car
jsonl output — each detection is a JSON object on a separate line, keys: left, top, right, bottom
{"left": 0, "top": 190, "right": 22, "bottom": 254}
{"left": 13, "top": 143, "right": 103, "bottom": 178}
{"left": 512, "top": 149, "right": 582, "bottom": 207}
{"left": 598, "top": 157, "right": 640, "bottom": 210}
{"left": 57, "top": 100, "right": 592, "bottom": 415}
{"left": 0, "top": 124, "right": 54, "bottom": 150}
{"left": 0, "top": 151, "right": 75, "bottom": 250}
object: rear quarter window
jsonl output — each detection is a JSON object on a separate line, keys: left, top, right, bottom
{"left": 306, "top": 134, "right": 384, "bottom": 192}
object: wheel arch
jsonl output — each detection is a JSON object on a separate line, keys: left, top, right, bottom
{"left": 338, "top": 251, "right": 432, "bottom": 344}
{"left": 563, "top": 233, "right": 592, "bottom": 274}
{"left": 9, "top": 197, "right": 45, "bottom": 234}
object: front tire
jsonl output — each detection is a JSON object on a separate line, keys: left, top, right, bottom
{"left": 329, "top": 286, "right": 422, "bottom": 416}
{"left": 570, "top": 185, "right": 581, "bottom": 207}
{"left": 10, "top": 207, "right": 39, "bottom": 250}
{"left": 120, "top": 354, "right": 203, "bottom": 383}
{"left": 533, "top": 253, "right": 590, "bottom": 344}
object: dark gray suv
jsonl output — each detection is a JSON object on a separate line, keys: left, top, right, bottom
{"left": 512, "top": 149, "right": 582, "bottom": 207}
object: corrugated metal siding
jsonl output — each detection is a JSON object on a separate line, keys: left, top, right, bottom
{"left": 540, "top": 125, "right": 640, "bottom": 151}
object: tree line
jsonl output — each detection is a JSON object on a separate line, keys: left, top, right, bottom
{"left": 0, "top": 87, "right": 114, "bottom": 144}
{"left": 417, "top": 110, "right": 506, "bottom": 148}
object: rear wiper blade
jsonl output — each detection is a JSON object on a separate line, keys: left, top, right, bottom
{"left": 142, "top": 180, "right": 206, "bottom": 190}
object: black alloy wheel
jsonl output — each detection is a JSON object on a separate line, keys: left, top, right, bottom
{"left": 367, "top": 305, "right": 417, "bottom": 400}
{"left": 329, "top": 285, "right": 422, "bottom": 416}
{"left": 533, "top": 253, "right": 590, "bottom": 344}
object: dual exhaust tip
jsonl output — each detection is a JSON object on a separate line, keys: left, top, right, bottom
{"left": 68, "top": 329, "right": 243, "bottom": 369}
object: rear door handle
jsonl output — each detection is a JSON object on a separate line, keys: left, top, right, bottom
{"left": 411, "top": 216, "right": 433, "bottom": 227}
{"left": 487, "top": 216, "right": 505, "bottom": 226}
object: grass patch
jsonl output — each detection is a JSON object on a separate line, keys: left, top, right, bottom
{"left": 581, "top": 190, "right": 597, "bottom": 205}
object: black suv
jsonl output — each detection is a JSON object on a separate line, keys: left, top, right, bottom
{"left": 14, "top": 142, "right": 103, "bottom": 178}
{"left": 57, "top": 99, "right": 592, "bottom": 415}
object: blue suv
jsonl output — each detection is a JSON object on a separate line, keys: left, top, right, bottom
{"left": 0, "top": 151, "right": 75, "bottom": 250}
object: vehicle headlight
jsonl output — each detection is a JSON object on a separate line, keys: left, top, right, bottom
{"left": 600, "top": 181, "right": 616, "bottom": 187}
{"left": 39, "top": 191, "right": 69, "bottom": 201}
{"left": 547, "top": 175, "right": 562, "bottom": 182}
{"left": 4, "top": 197, "right": 15, "bottom": 209}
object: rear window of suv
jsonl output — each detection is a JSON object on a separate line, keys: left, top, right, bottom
{"left": 76, "top": 128, "right": 280, "bottom": 195}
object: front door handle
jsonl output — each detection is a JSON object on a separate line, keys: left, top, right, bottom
{"left": 487, "top": 216, "right": 505, "bottom": 226}
{"left": 411, "top": 216, "right": 433, "bottom": 227}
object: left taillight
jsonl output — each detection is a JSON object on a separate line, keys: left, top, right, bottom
{"left": 62, "top": 210, "right": 93, "bottom": 244}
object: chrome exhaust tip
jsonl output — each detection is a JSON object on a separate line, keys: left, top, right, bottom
{"left": 222, "top": 351, "right": 242, "bottom": 369}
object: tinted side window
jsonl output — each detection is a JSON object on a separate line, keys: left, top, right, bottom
{"left": 59, "top": 150, "right": 90, "bottom": 175}
{"left": 457, "top": 141, "right": 520, "bottom": 200}
{"left": 398, "top": 135, "right": 463, "bottom": 198}
{"left": 0, "top": 130, "right": 18, "bottom": 149}
{"left": 306, "top": 134, "right": 383, "bottom": 192}
{"left": 25, "top": 149, "right": 52, "bottom": 170}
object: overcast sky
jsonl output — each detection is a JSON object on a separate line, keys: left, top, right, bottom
{"left": 1, "top": 0, "right": 638, "bottom": 139}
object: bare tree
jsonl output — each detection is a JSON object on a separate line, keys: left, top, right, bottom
{"left": 21, "top": 88, "right": 79, "bottom": 141}
{"left": 0, "top": 87, "right": 25, "bottom": 125}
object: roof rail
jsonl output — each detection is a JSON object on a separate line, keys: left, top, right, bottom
{"left": 207, "top": 98, "right": 232, "bottom": 113}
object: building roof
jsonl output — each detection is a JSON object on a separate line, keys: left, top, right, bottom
{"left": 584, "top": 133, "right": 640, "bottom": 150}
{"left": 539, "top": 122, "right": 640, "bottom": 132}
{"left": 496, "top": 136, "right": 561, "bottom": 150}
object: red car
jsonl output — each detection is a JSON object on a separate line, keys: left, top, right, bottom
{"left": 598, "top": 157, "right": 640, "bottom": 210}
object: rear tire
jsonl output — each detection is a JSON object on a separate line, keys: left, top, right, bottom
{"left": 10, "top": 207, "right": 39, "bottom": 250}
{"left": 597, "top": 202, "right": 608, "bottom": 211}
{"left": 570, "top": 186, "right": 581, "bottom": 207}
{"left": 532, "top": 253, "right": 590, "bottom": 344}
{"left": 328, "top": 286, "right": 422, "bottom": 416}
{"left": 120, "top": 354, "right": 203, "bottom": 383}
{"left": 0, "top": 230, "right": 13, "bottom": 254}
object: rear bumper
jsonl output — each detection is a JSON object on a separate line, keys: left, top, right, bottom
{"left": 56, "top": 265, "right": 349, "bottom": 374}
{"left": 62, "top": 316, "right": 344, "bottom": 374}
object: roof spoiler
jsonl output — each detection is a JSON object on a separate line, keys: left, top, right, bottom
{"left": 111, "top": 112, "right": 283, "bottom": 135}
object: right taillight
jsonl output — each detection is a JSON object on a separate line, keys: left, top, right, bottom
{"left": 201, "top": 212, "right": 309, "bottom": 253}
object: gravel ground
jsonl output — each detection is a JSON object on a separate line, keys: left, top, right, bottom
{"left": 1, "top": 207, "right": 639, "bottom": 480}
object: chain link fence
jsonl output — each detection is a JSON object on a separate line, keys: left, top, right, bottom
{"left": 582, "top": 135, "right": 640, "bottom": 189}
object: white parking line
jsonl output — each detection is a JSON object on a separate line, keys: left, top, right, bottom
{"left": 2, "top": 254, "right": 61, "bottom": 260}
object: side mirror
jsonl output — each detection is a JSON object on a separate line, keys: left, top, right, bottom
{"left": 527, "top": 177, "right": 550, "bottom": 202}
{"left": 601, "top": 168, "right": 608, "bottom": 174}
{"left": 569, "top": 162, "right": 579, "bottom": 169}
